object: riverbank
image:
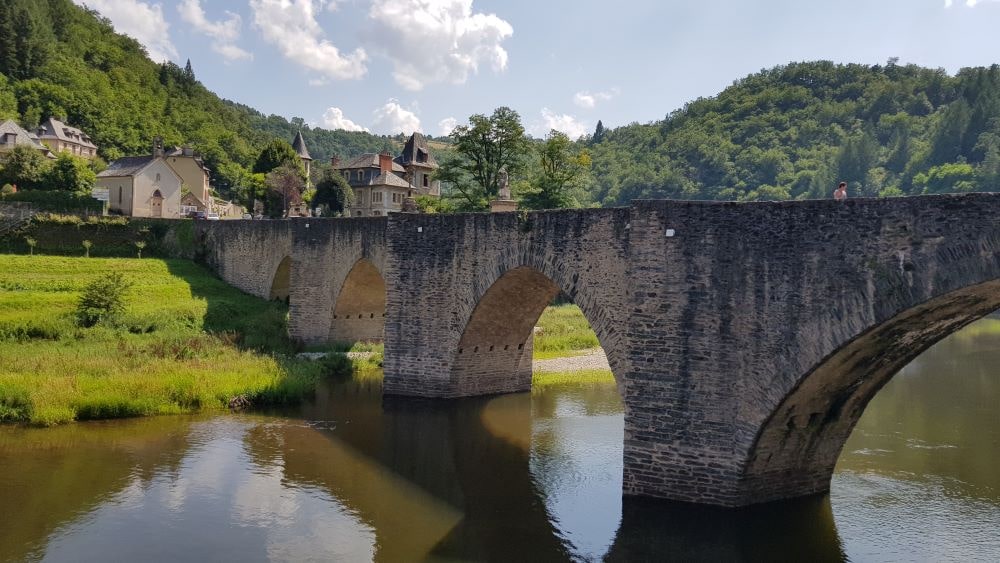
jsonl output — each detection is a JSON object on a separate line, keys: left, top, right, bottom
{"left": 0, "top": 255, "right": 345, "bottom": 426}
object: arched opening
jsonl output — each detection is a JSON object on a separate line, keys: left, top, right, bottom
{"left": 268, "top": 256, "right": 291, "bottom": 302}
{"left": 329, "top": 259, "right": 386, "bottom": 344}
{"left": 449, "top": 266, "right": 619, "bottom": 397}
{"left": 741, "top": 278, "right": 1000, "bottom": 505}
{"left": 150, "top": 189, "right": 163, "bottom": 218}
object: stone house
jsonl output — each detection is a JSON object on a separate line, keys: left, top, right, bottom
{"left": 35, "top": 117, "right": 98, "bottom": 159}
{"left": 0, "top": 120, "right": 55, "bottom": 160}
{"left": 98, "top": 138, "right": 211, "bottom": 218}
{"left": 334, "top": 132, "right": 441, "bottom": 217}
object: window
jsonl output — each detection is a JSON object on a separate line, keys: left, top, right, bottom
{"left": 155, "top": 172, "right": 161, "bottom": 182}
{"left": 118, "top": 186, "right": 122, "bottom": 203}
{"left": 372, "top": 210, "right": 381, "bottom": 216}
{"left": 355, "top": 211, "right": 362, "bottom": 216}
{"left": 372, "top": 191, "right": 383, "bottom": 204}
{"left": 343, "top": 170, "right": 350, "bottom": 180}
{"left": 423, "top": 175, "right": 429, "bottom": 187}
{"left": 355, "top": 189, "right": 363, "bottom": 203}
{"left": 356, "top": 170, "right": 363, "bottom": 182}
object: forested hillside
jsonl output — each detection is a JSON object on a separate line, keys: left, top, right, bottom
{"left": 0, "top": 0, "right": 392, "bottom": 200}
{"left": 585, "top": 61, "right": 1000, "bottom": 205}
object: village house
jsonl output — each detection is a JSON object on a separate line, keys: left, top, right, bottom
{"left": 334, "top": 132, "right": 441, "bottom": 217}
{"left": 97, "top": 138, "right": 212, "bottom": 218}
{"left": 34, "top": 117, "right": 98, "bottom": 159}
{"left": 0, "top": 120, "right": 55, "bottom": 160}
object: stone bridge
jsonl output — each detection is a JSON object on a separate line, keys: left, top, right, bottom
{"left": 193, "top": 193, "right": 1000, "bottom": 507}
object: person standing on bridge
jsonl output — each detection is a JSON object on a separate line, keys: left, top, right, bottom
{"left": 834, "top": 181, "right": 848, "bottom": 201}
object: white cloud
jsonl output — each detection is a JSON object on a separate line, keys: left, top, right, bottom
{"left": 322, "top": 107, "right": 369, "bottom": 132}
{"left": 372, "top": 99, "right": 421, "bottom": 134}
{"left": 367, "top": 0, "right": 513, "bottom": 91}
{"left": 74, "top": 0, "right": 177, "bottom": 62}
{"left": 539, "top": 108, "right": 588, "bottom": 140}
{"left": 945, "top": 0, "right": 1000, "bottom": 6}
{"left": 178, "top": 0, "right": 252, "bottom": 62}
{"left": 438, "top": 117, "right": 458, "bottom": 136}
{"left": 250, "top": 0, "right": 367, "bottom": 81}
{"left": 573, "top": 88, "right": 620, "bottom": 109}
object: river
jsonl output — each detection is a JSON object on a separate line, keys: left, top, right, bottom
{"left": 1, "top": 320, "right": 998, "bottom": 562}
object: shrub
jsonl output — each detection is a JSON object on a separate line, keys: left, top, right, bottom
{"left": 75, "top": 271, "right": 132, "bottom": 327}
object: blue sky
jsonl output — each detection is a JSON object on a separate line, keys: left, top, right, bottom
{"left": 76, "top": 0, "right": 1000, "bottom": 138}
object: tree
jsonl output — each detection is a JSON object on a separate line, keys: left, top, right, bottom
{"left": 264, "top": 163, "right": 304, "bottom": 217}
{"left": 253, "top": 139, "right": 305, "bottom": 177}
{"left": 312, "top": 167, "right": 353, "bottom": 216}
{"left": 521, "top": 130, "right": 591, "bottom": 209}
{"left": 75, "top": 271, "right": 131, "bottom": 327}
{"left": 43, "top": 152, "right": 96, "bottom": 194}
{"left": 592, "top": 120, "right": 606, "bottom": 143}
{"left": 438, "top": 107, "right": 531, "bottom": 210}
{"left": 0, "top": 145, "right": 50, "bottom": 190}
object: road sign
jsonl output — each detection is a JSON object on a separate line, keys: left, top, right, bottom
{"left": 91, "top": 188, "right": 109, "bottom": 202}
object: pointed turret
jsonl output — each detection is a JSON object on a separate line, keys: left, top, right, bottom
{"left": 292, "top": 131, "right": 312, "bottom": 161}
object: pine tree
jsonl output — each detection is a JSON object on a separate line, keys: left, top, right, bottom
{"left": 593, "top": 120, "right": 606, "bottom": 143}
{"left": 184, "top": 59, "right": 195, "bottom": 82}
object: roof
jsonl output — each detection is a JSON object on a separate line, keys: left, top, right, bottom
{"left": 395, "top": 132, "right": 438, "bottom": 169}
{"left": 163, "top": 146, "right": 211, "bottom": 174}
{"left": 369, "top": 172, "right": 413, "bottom": 189}
{"left": 292, "top": 131, "right": 312, "bottom": 160}
{"left": 35, "top": 117, "right": 98, "bottom": 149}
{"left": 97, "top": 156, "right": 156, "bottom": 177}
{"left": 336, "top": 153, "right": 406, "bottom": 173}
{"left": 0, "top": 120, "right": 55, "bottom": 157}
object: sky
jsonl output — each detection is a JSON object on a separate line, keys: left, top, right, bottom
{"left": 74, "top": 0, "right": 1000, "bottom": 139}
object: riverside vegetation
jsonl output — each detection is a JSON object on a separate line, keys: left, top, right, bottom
{"left": 0, "top": 252, "right": 607, "bottom": 426}
{"left": 0, "top": 254, "right": 370, "bottom": 426}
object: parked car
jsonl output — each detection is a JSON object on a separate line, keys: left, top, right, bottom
{"left": 206, "top": 213, "right": 220, "bottom": 220}
{"left": 191, "top": 211, "right": 207, "bottom": 220}
{"left": 241, "top": 213, "right": 253, "bottom": 220}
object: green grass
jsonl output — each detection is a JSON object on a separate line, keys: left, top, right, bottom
{"left": 532, "top": 369, "right": 616, "bottom": 388}
{"left": 0, "top": 255, "right": 342, "bottom": 426}
{"left": 533, "top": 304, "right": 601, "bottom": 359}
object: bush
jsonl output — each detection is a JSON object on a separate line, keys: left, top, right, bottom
{"left": 75, "top": 271, "right": 132, "bottom": 327}
{"left": 1, "top": 190, "right": 103, "bottom": 213}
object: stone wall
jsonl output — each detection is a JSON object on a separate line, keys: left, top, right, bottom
{"left": 195, "top": 220, "right": 292, "bottom": 299}
{"left": 622, "top": 194, "right": 1000, "bottom": 506}
{"left": 382, "top": 208, "right": 630, "bottom": 398}
{"left": 284, "top": 217, "right": 387, "bottom": 344}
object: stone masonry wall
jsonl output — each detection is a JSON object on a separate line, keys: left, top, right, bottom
{"left": 622, "top": 193, "right": 1000, "bottom": 506}
{"left": 195, "top": 220, "right": 292, "bottom": 299}
{"left": 285, "top": 217, "right": 387, "bottom": 344}
{"left": 383, "top": 208, "right": 630, "bottom": 398}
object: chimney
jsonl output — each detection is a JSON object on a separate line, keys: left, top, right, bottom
{"left": 378, "top": 151, "right": 393, "bottom": 175}
{"left": 152, "top": 136, "right": 164, "bottom": 158}
{"left": 182, "top": 145, "right": 194, "bottom": 157}
{"left": 330, "top": 155, "right": 341, "bottom": 167}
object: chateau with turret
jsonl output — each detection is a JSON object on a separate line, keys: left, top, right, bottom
{"left": 332, "top": 133, "right": 441, "bottom": 217}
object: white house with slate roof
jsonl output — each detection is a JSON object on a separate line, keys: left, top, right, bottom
{"left": 98, "top": 138, "right": 212, "bottom": 218}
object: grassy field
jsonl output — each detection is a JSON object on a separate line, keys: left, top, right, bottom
{"left": 532, "top": 369, "right": 615, "bottom": 388}
{"left": 533, "top": 304, "right": 602, "bottom": 359}
{"left": 0, "top": 255, "right": 341, "bottom": 426}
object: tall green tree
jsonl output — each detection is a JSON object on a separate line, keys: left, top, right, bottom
{"left": 312, "top": 167, "right": 353, "bottom": 216}
{"left": 253, "top": 139, "right": 304, "bottom": 176}
{"left": 438, "top": 107, "right": 531, "bottom": 210}
{"left": 0, "top": 145, "right": 50, "bottom": 189}
{"left": 521, "top": 130, "right": 591, "bottom": 209}
{"left": 43, "top": 152, "right": 96, "bottom": 193}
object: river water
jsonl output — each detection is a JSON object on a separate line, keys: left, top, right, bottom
{"left": 1, "top": 321, "right": 998, "bottom": 562}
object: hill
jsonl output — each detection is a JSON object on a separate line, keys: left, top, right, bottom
{"left": 0, "top": 0, "right": 393, "bottom": 200}
{"left": 584, "top": 60, "right": 1000, "bottom": 205}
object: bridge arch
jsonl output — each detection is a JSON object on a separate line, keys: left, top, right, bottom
{"left": 448, "top": 265, "right": 622, "bottom": 397}
{"left": 329, "top": 258, "right": 387, "bottom": 344}
{"left": 268, "top": 256, "right": 291, "bottom": 302}
{"left": 739, "top": 278, "right": 1000, "bottom": 505}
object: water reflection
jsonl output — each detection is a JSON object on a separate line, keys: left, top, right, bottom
{"left": 1, "top": 319, "right": 998, "bottom": 561}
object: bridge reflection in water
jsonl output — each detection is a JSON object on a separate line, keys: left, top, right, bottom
{"left": 5, "top": 317, "right": 998, "bottom": 561}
